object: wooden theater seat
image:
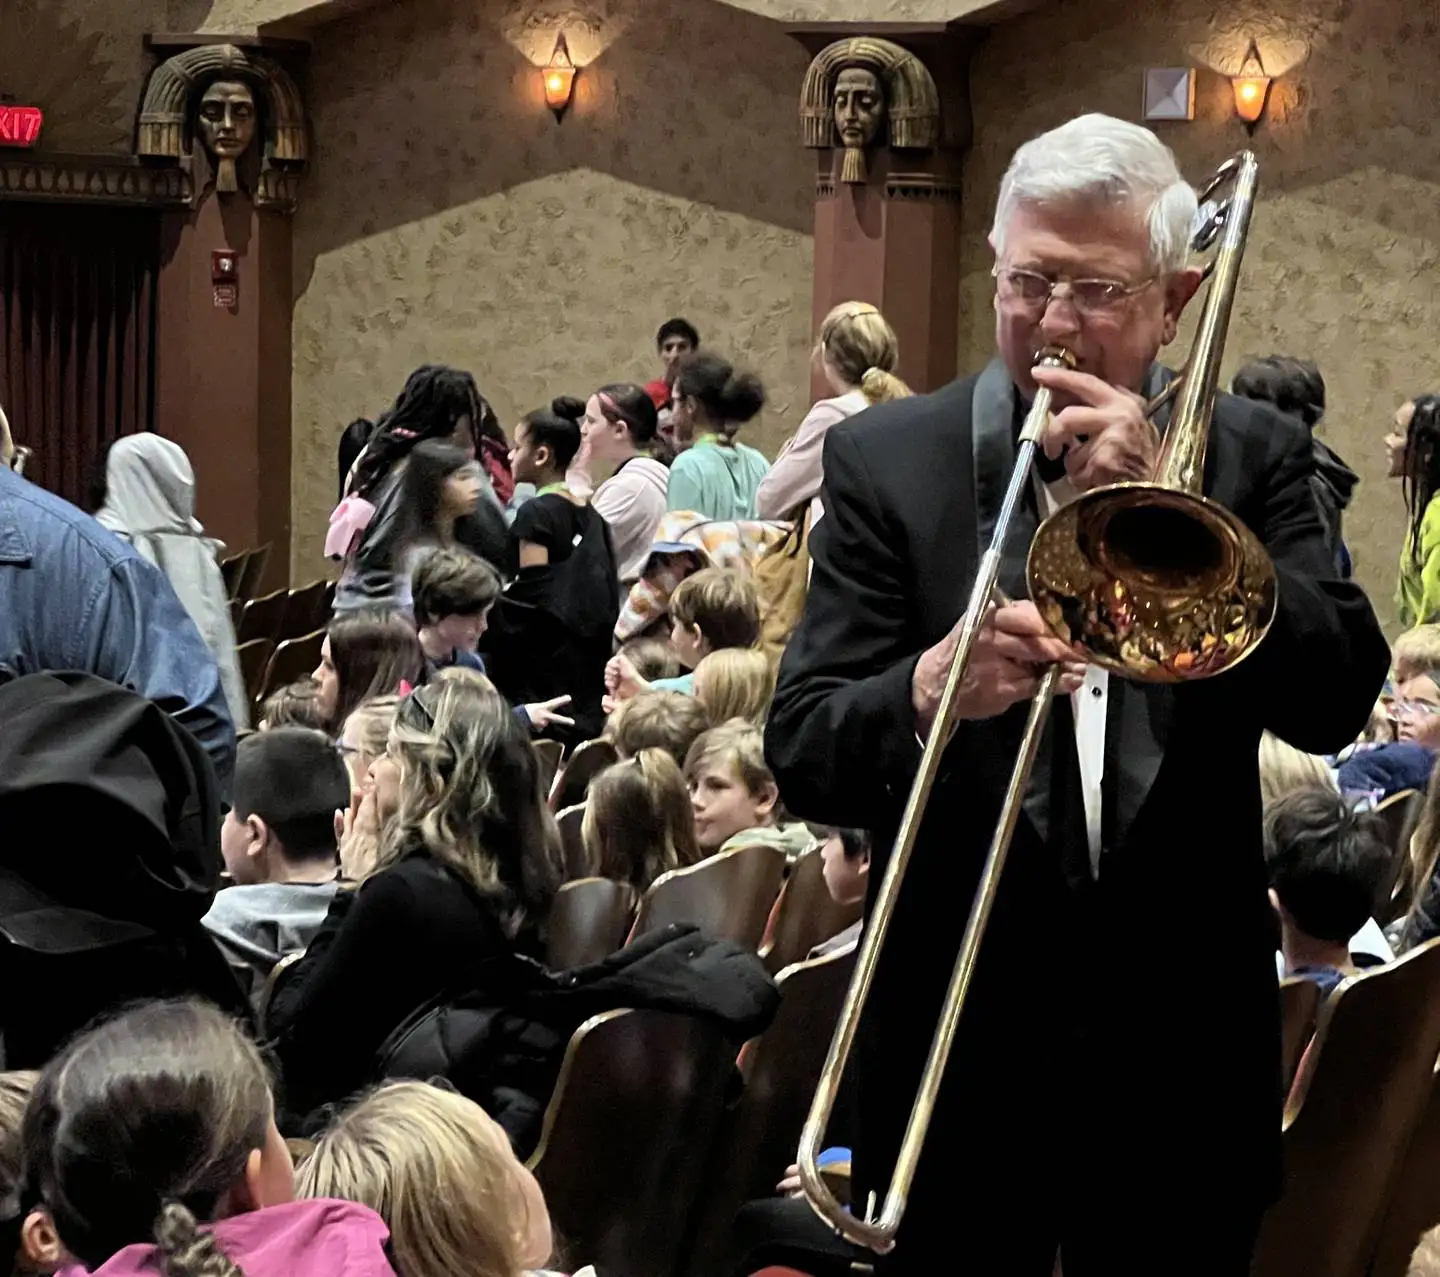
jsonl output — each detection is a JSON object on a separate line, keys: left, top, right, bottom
{"left": 632, "top": 843, "right": 788, "bottom": 949}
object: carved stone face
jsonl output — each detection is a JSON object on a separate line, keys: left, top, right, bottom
{"left": 197, "top": 80, "right": 257, "bottom": 160}
{"left": 834, "top": 67, "right": 884, "bottom": 149}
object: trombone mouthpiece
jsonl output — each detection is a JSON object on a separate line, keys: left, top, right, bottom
{"left": 1033, "top": 346, "right": 1077, "bottom": 371}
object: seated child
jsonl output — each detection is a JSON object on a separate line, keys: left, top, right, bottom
{"left": 618, "top": 636, "right": 682, "bottom": 683}
{"left": 808, "top": 825, "right": 871, "bottom": 958}
{"left": 583, "top": 749, "right": 702, "bottom": 891}
{"left": 693, "top": 647, "right": 773, "bottom": 726}
{"left": 0, "top": 1071, "right": 46, "bottom": 1271}
{"left": 607, "top": 568, "right": 760, "bottom": 700}
{"left": 411, "top": 544, "right": 499, "bottom": 675}
{"left": 1394, "top": 624, "right": 1440, "bottom": 684}
{"left": 18, "top": 999, "right": 398, "bottom": 1276}
{"left": 412, "top": 545, "right": 574, "bottom": 736}
{"left": 258, "top": 680, "right": 328, "bottom": 732}
{"left": 203, "top": 728, "right": 350, "bottom": 1002}
{"left": 297, "top": 1080, "right": 593, "bottom": 1277}
{"left": 605, "top": 690, "right": 712, "bottom": 767}
{"left": 1265, "top": 787, "right": 1392, "bottom": 999}
{"left": 684, "top": 720, "right": 811, "bottom": 857}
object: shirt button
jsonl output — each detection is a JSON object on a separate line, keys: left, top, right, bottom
{"left": 1091, "top": 685, "right": 1103, "bottom": 698}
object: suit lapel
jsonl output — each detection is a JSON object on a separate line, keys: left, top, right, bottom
{"left": 971, "top": 358, "right": 1038, "bottom": 601}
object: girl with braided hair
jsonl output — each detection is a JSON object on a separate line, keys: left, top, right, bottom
{"left": 17, "top": 999, "right": 396, "bottom": 1277}
{"left": 329, "top": 366, "right": 511, "bottom": 610}
{"left": 1398, "top": 395, "right": 1440, "bottom": 627}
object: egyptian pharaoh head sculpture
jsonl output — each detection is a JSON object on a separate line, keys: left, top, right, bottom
{"left": 801, "top": 38, "right": 939, "bottom": 185}
{"left": 139, "top": 44, "right": 308, "bottom": 210}
{"left": 196, "top": 79, "right": 258, "bottom": 192}
{"left": 832, "top": 66, "right": 884, "bottom": 179}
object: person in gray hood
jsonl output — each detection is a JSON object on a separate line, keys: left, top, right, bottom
{"left": 1232, "top": 355, "right": 1359, "bottom": 577}
{"left": 203, "top": 728, "right": 350, "bottom": 1003}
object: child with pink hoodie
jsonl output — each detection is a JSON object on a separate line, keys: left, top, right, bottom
{"left": 17, "top": 999, "right": 398, "bottom": 1277}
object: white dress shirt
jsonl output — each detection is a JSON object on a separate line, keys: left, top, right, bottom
{"left": 1036, "top": 473, "right": 1109, "bottom": 877}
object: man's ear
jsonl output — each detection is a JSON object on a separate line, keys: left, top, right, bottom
{"left": 1160, "top": 267, "right": 1205, "bottom": 345}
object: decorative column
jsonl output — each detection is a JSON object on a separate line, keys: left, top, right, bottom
{"left": 140, "top": 38, "right": 308, "bottom": 589}
{"left": 794, "top": 27, "right": 973, "bottom": 397}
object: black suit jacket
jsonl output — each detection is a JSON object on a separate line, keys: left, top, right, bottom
{"left": 766, "top": 366, "right": 1389, "bottom": 1226}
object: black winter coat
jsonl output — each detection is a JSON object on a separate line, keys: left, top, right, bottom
{"left": 374, "top": 924, "right": 779, "bottom": 1156}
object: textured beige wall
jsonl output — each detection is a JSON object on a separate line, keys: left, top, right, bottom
{"left": 289, "top": 0, "right": 814, "bottom": 578}
{"left": 0, "top": 0, "right": 168, "bottom": 154}
{"left": 960, "top": 0, "right": 1438, "bottom": 632}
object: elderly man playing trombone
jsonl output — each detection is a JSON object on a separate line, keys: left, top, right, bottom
{"left": 766, "top": 112, "right": 1388, "bottom": 1273}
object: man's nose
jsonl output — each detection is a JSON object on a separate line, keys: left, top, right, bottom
{"left": 1037, "top": 291, "right": 1081, "bottom": 340}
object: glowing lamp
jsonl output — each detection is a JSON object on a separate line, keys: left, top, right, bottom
{"left": 1230, "top": 40, "right": 1272, "bottom": 127}
{"left": 543, "top": 33, "right": 577, "bottom": 119}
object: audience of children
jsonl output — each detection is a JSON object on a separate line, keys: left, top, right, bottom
{"left": 693, "top": 646, "right": 774, "bottom": 726}
{"left": 91, "top": 432, "right": 251, "bottom": 731}
{"left": 391, "top": 439, "right": 485, "bottom": 582}
{"left": 574, "top": 384, "right": 670, "bottom": 581}
{"left": 203, "top": 729, "right": 349, "bottom": 1003}
{"left": 312, "top": 610, "right": 425, "bottom": 737}
{"left": 19, "top": 999, "right": 399, "bottom": 1277}
{"left": 643, "top": 317, "right": 699, "bottom": 414}
{"left": 582, "top": 748, "right": 703, "bottom": 892}
{"left": 616, "top": 636, "right": 682, "bottom": 682}
{"left": 267, "top": 679, "right": 562, "bottom": 1123}
{"left": 258, "top": 680, "right": 328, "bottom": 732}
{"left": 297, "top": 1081, "right": 584, "bottom": 1277}
{"left": 754, "top": 301, "right": 910, "bottom": 524}
{"left": 336, "top": 693, "right": 401, "bottom": 791}
{"left": 330, "top": 365, "right": 510, "bottom": 607}
{"left": 808, "top": 826, "right": 871, "bottom": 958}
{"left": 411, "top": 545, "right": 574, "bottom": 735}
{"left": 481, "top": 400, "right": 619, "bottom": 746}
{"left": 1266, "top": 787, "right": 1393, "bottom": 999}
{"left": 607, "top": 567, "right": 761, "bottom": 701}
{"left": 684, "top": 721, "right": 811, "bottom": 857}
{"left": 665, "top": 353, "right": 770, "bottom": 520}
{"left": 1397, "top": 394, "right": 1440, "bottom": 627}
{"left": 606, "top": 690, "right": 712, "bottom": 767}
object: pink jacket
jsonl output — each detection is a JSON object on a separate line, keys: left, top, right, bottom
{"left": 59, "top": 1199, "right": 397, "bottom": 1277}
{"left": 753, "top": 389, "right": 869, "bottom": 521}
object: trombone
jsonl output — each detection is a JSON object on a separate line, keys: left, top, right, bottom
{"left": 797, "top": 150, "right": 1277, "bottom": 1254}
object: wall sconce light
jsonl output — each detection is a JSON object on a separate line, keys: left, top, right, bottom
{"left": 1230, "top": 39, "right": 1273, "bottom": 129}
{"left": 542, "top": 33, "right": 577, "bottom": 119}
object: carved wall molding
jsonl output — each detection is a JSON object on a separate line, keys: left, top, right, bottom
{"left": 885, "top": 172, "right": 962, "bottom": 201}
{"left": 138, "top": 42, "right": 308, "bottom": 212}
{"left": 0, "top": 154, "right": 190, "bottom": 207}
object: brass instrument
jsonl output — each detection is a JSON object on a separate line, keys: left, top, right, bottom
{"left": 797, "top": 150, "right": 1274, "bottom": 1254}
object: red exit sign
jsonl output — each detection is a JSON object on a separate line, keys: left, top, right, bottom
{"left": 0, "top": 107, "right": 43, "bottom": 148}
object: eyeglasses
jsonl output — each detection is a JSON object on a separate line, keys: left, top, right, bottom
{"left": 1391, "top": 699, "right": 1440, "bottom": 718}
{"left": 992, "top": 265, "right": 1156, "bottom": 317}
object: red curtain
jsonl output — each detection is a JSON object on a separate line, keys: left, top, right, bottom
{"left": 0, "top": 201, "right": 160, "bottom": 509}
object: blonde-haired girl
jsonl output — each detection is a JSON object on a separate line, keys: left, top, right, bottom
{"left": 693, "top": 646, "right": 774, "bottom": 726}
{"left": 582, "top": 749, "right": 701, "bottom": 891}
{"left": 755, "top": 301, "right": 912, "bottom": 521}
{"left": 297, "top": 1082, "right": 567, "bottom": 1277}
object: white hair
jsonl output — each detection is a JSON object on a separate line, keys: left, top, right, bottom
{"left": 990, "top": 113, "right": 1198, "bottom": 274}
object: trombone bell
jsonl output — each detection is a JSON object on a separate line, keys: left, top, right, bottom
{"left": 1028, "top": 483, "right": 1276, "bottom": 682}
